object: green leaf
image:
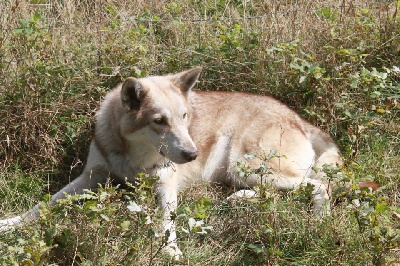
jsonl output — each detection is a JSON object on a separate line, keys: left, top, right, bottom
{"left": 12, "top": 28, "right": 24, "bottom": 34}
{"left": 193, "top": 197, "right": 212, "bottom": 219}
{"left": 100, "top": 214, "right": 110, "bottom": 221}
{"left": 375, "top": 202, "right": 388, "bottom": 213}
{"left": 44, "top": 226, "right": 57, "bottom": 246}
{"left": 376, "top": 108, "right": 385, "bottom": 114}
{"left": 120, "top": 221, "right": 131, "bottom": 231}
{"left": 84, "top": 201, "right": 98, "bottom": 211}
{"left": 248, "top": 243, "right": 265, "bottom": 254}
{"left": 99, "top": 191, "right": 109, "bottom": 201}
{"left": 343, "top": 110, "right": 352, "bottom": 118}
{"left": 32, "top": 12, "right": 41, "bottom": 22}
{"left": 18, "top": 18, "right": 28, "bottom": 27}
{"left": 320, "top": 7, "right": 332, "bottom": 19}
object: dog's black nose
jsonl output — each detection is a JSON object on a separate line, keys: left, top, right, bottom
{"left": 182, "top": 150, "right": 198, "bottom": 162}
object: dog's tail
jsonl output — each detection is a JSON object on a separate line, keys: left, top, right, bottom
{"left": 305, "top": 124, "right": 342, "bottom": 170}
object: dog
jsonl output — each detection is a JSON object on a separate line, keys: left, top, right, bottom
{"left": 0, "top": 67, "right": 343, "bottom": 259}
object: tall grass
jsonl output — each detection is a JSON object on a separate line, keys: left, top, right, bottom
{"left": 0, "top": 0, "right": 399, "bottom": 265}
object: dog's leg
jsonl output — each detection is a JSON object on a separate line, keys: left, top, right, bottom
{"left": 226, "top": 189, "right": 259, "bottom": 201}
{"left": 243, "top": 172, "right": 330, "bottom": 216}
{"left": 156, "top": 169, "right": 182, "bottom": 260}
{"left": 0, "top": 169, "right": 107, "bottom": 232}
{"left": 48, "top": 169, "right": 106, "bottom": 206}
{"left": 0, "top": 141, "right": 111, "bottom": 232}
{"left": 271, "top": 175, "right": 330, "bottom": 216}
{"left": 228, "top": 177, "right": 329, "bottom": 216}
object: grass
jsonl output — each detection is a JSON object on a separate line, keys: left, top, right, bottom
{"left": 0, "top": 0, "right": 399, "bottom": 265}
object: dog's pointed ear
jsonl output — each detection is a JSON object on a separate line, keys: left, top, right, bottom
{"left": 172, "top": 67, "right": 202, "bottom": 92}
{"left": 121, "top": 77, "right": 148, "bottom": 110}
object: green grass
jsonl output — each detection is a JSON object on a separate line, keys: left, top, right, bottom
{"left": 0, "top": 166, "right": 45, "bottom": 215}
{"left": 0, "top": 0, "right": 399, "bottom": 265}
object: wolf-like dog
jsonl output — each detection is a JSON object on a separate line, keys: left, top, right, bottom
{"left": 0, "top": 67, "right": 342, "bottom": 259}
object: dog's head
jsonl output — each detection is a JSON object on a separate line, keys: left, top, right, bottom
{"left": 120, "top": 67, "right": 202, "bottom": 164}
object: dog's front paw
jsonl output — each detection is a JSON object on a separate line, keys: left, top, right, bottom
{"left": 0, "top": 216, "right": 22, "bottom": 232}
{"left": 163, "top": 243, "right": 183, "bottom": 260}
{"left": 226, "top": 189, "right": 259, "bottom": 201}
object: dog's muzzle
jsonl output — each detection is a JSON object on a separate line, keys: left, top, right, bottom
{"left": 181, "top": 149, "right": 198, "bottom": 162}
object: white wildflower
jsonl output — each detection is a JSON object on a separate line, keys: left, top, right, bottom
{"left": 127, "top": 201, "right": 142, "bottom": 212}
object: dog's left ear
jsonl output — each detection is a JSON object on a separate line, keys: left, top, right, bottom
{"left": 121, "top": 77, "right": 149, "bottom": 111}
{"left": 172, "top": 67, "right": 202, "bottom": 93}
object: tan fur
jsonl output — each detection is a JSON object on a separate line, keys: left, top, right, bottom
{"left": 1, "top": 67, "right": 346, "bottom": 259}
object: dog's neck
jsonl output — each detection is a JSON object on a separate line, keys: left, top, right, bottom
{"left": 151, "top": 160, "right": 175, "bottom": 171}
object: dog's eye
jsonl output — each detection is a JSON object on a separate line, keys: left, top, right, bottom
{"left": 183, "top": 113, "right": 187, "bottom": 119}
{"left": 153, "top": 116, "right": 167, "bottom": 125}
{"left": 154, "top": 116, "right": 167, "bottom": 125}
